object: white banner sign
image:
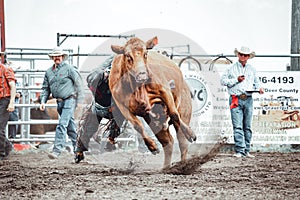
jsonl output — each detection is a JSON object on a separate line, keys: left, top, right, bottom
{"left": 185, "top": 71, "right": 300, "bottom": 144}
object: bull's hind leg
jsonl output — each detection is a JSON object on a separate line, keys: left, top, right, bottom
{"left": 176, "top": 130, "right": 189, "bottom": 162}
{"left": 170, "top": 113, "right": 196, "bottom": 143}
{"left": 155, "top": 129, "right": 174, "bottom": 169}
{"left": 159, "top": 90, "right": 196, "bottom": 142}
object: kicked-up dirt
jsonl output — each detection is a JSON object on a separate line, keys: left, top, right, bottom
{"left": 0, "top": 142, "right": 300, "bottom": 200}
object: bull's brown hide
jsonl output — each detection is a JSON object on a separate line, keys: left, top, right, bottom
{"left": 109, "top": 37, "right": 196, "bottom": 168}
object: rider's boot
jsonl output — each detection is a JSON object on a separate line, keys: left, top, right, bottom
{"left": 74, "top": 151, "right": 84, "bottom": 163}
{"left": 74, "top": 148, "right": 85, "bottom": 163}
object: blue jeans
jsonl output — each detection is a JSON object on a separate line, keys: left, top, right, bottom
{"left": 53, "top": 98, "right": 77, "bottom": 154}
{"left": 229, "top": 96, "right": 253, "bottom": 156}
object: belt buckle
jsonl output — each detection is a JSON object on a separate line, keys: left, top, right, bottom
{"left": 240, "top": 94, "right": 247, "bottom": 100}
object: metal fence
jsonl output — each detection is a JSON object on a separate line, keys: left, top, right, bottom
{"left": 4, "top": 48, "right": 300, "bottom": 145}
{"left": 5, "top": 70, "right": 59, "bottom": 142}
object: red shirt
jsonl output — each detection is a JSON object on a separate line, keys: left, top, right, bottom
{"left": 0, "top": 63, "right": 16, "bottom": 98}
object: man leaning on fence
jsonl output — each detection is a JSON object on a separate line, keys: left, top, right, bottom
{"left": 0, "top": 61, "right": 16, "bottom": 161}
{"left": 39, "top": 47, "right": 84, "bottom": 159}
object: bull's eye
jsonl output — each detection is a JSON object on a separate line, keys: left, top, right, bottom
{"left": 125, "top": 53, "right": 133, "bottom": 64}
{"left": 144, "top": 52, "right": 148, "bottom": 59}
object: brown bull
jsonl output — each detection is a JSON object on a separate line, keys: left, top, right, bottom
{"left": 109, "top": 36, "right": 196, "bottom": 168}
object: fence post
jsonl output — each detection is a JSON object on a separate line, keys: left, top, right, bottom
{"left": 291, "top": 0, "right": 300, "bottom": 70}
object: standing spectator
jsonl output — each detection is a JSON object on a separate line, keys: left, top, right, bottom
{"left": 220, "top": 46, "right": 264, "bottom": 158}
{"left": 39, "top": 47, "right": 84, "bottom": 159}
{"left": 6, "top": 62, "right": 22, "bottom": 139}
{"left": 0, "top": 62, "right": 16, "bottom": 160}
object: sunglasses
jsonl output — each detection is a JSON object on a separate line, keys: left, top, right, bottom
{"left": 238, "top": 53, "right": 250, "bottom": 57}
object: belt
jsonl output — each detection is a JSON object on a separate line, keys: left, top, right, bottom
{"left": 0, "top": 96, "right": 10, "bottom": 99}
{"left": 233, "top": 94, "right": 251, "bottom": 100}
{"left": 56, "top": 95, "right": 76, "bottom": 102}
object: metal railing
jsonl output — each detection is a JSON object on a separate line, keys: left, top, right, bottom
{"left": 4, "top": 48, "right": 300, "bottom": 144}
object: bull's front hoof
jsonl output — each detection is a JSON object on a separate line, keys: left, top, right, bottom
{"left": 144, "top": 137, "right": 159, "bottom": 154}
{"left": 150, "top": 149, "right": 160, "bottom": 155}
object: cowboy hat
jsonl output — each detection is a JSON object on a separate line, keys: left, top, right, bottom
{"left": 234, "top": 46, "right": 255, "bottom": 59}
{"left": 48, "top": 46, "right": 69, "bottom": 60}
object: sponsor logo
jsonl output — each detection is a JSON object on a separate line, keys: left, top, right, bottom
{"left": 184, "top": 71, "right": 210, "bottom": 117}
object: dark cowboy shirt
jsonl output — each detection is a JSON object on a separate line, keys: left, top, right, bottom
{"left": 94, "top": 74, "right": 111, "bottom": 107}
{"left": 40, "top": 62, "right": 84, "bottom": 104}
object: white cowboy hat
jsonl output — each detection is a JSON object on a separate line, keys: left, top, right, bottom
{"left": 234, "top": 46, "right": 255, "bottom": 59}
{"left": 48, "top": 46, "right": 69, "bottom": 60}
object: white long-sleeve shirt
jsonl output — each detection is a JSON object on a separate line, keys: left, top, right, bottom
{"left": 220, "top": 61, "right": 261, "bottom": 96}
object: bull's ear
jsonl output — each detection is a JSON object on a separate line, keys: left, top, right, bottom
{"left": 111, "top": 45, "right": 125, "bottom": 54}
{"left": 146, "top": 36, "right": 158, "bottom": 50}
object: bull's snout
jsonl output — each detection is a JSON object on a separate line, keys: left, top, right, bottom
{"left": 135, "top": 71, "right": 149, "bottom": 83}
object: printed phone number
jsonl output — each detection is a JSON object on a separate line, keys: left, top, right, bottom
{"left": 259, "top": 76, "right": 294, "bottom": 84}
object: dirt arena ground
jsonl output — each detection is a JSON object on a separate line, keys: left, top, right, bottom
{"left": 0, "top": 142, "right": 300, "bottom": 200}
